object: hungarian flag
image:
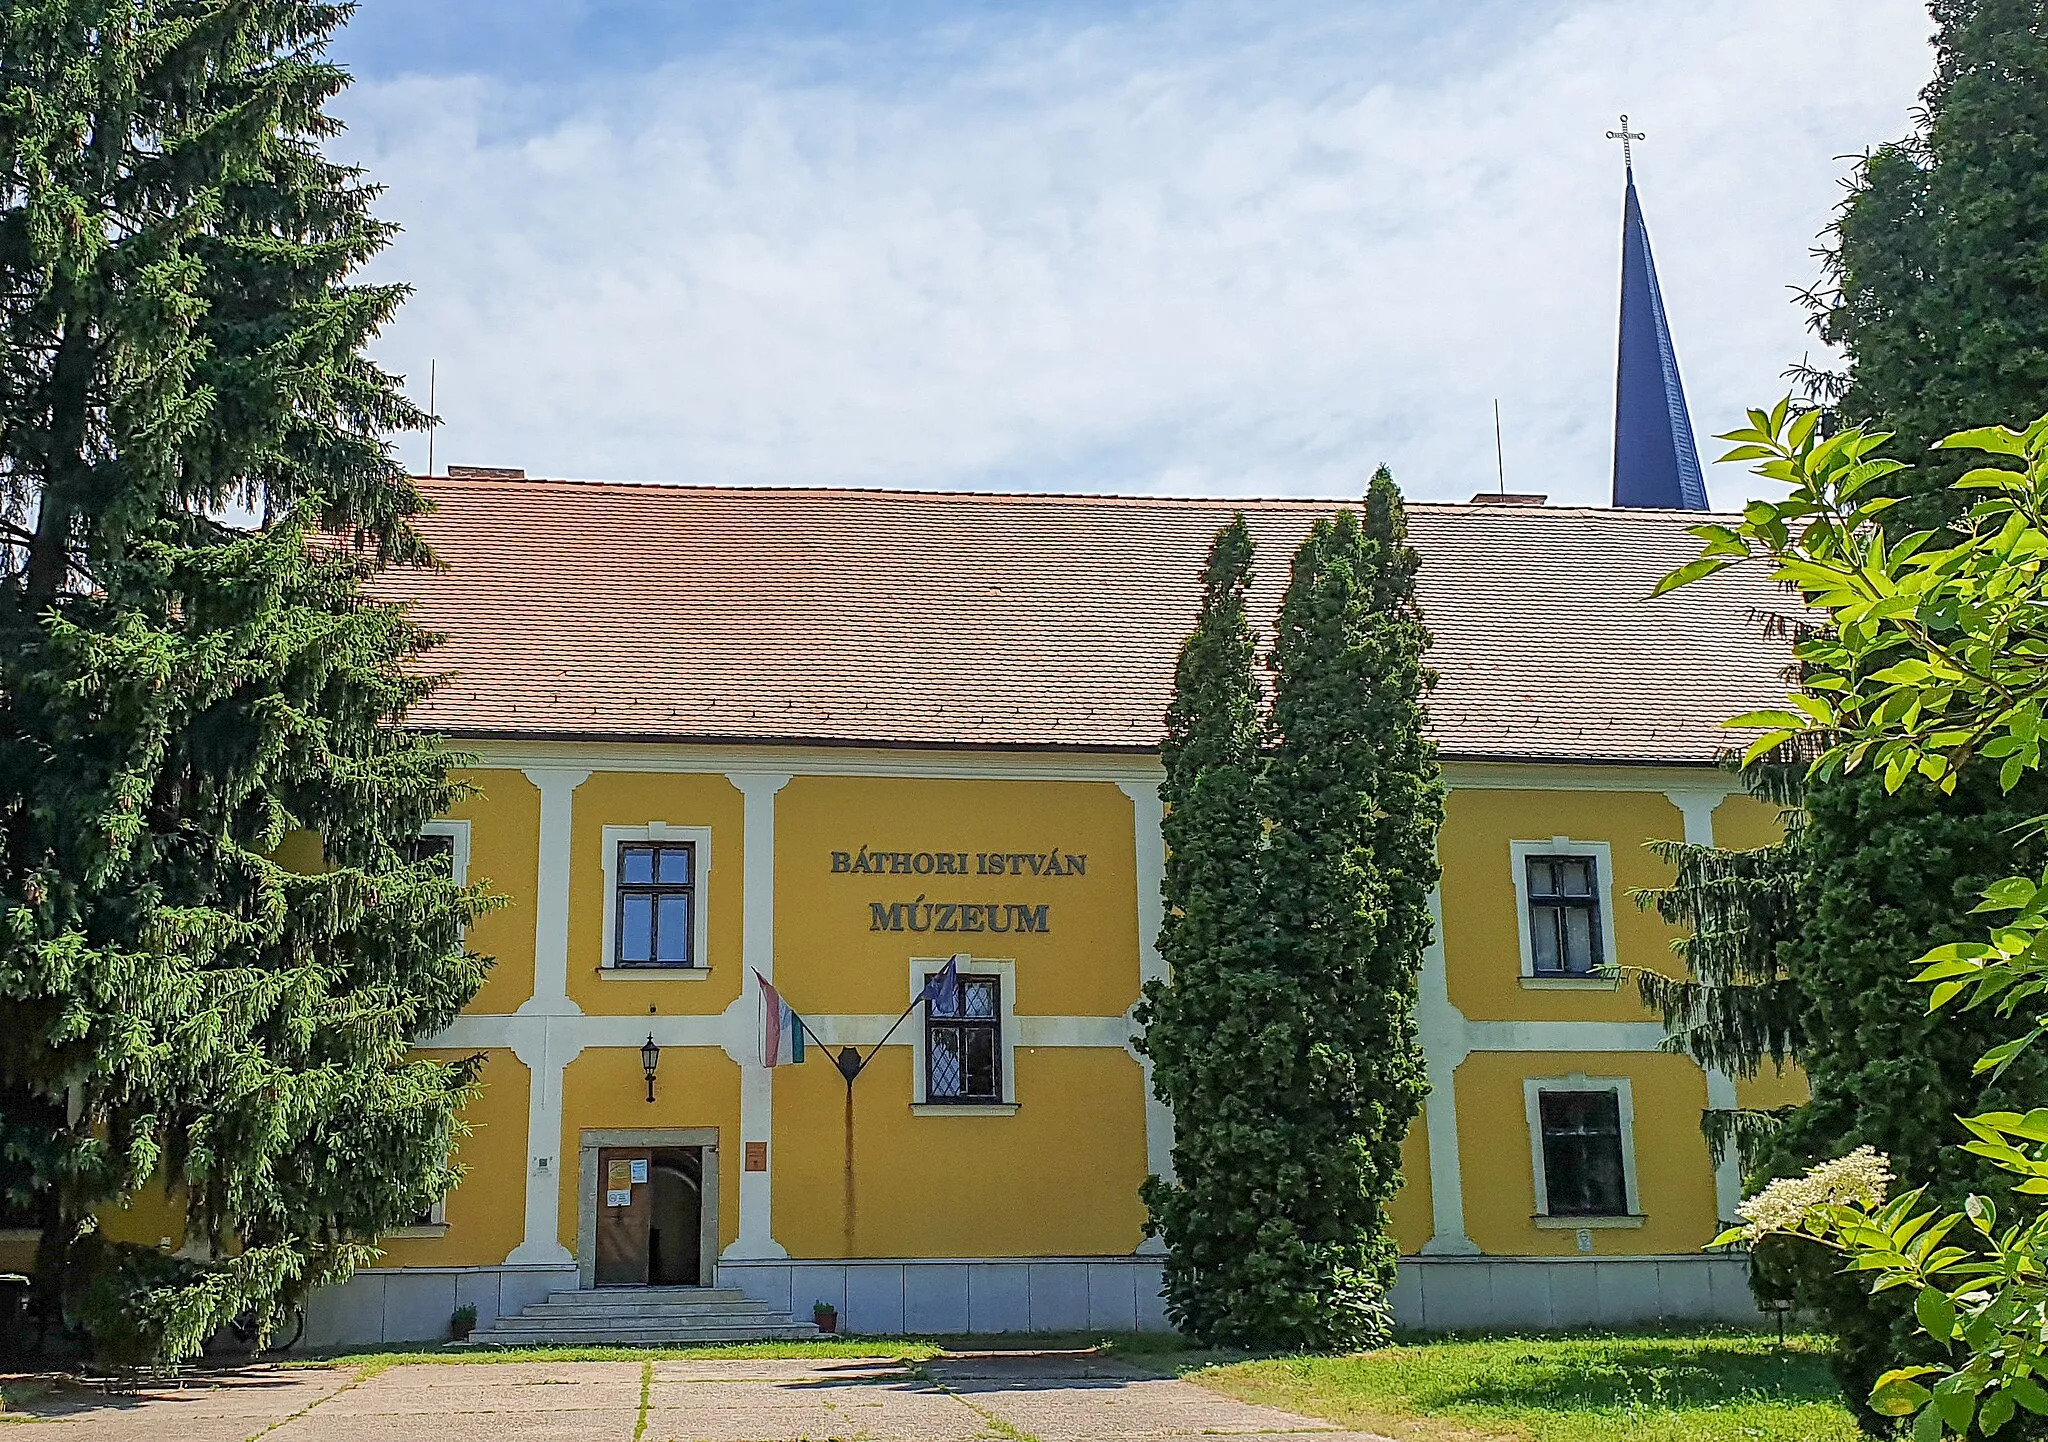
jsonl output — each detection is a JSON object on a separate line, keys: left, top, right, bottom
{"left": 755, "top": 970, "right": 808, "bottom": 1067}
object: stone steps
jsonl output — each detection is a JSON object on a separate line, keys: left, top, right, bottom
{"left": 469, "top": 1284, "right": 819, "bottom": 1347}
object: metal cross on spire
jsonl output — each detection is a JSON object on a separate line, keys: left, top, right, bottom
{"left": 1605, "top": 114, "right": 1645, "bottom": 173}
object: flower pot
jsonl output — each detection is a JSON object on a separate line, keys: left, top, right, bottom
{"left": 813, "top": 1310, "right": 838, "bottom": 1334}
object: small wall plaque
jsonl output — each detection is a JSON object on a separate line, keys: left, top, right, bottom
{"left": 744, "top": 1141, "right": 768, "bottom": 1172}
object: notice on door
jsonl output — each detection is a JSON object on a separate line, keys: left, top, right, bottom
{"left": 606, "top": 1158, "right": 633, "bottom": 1208}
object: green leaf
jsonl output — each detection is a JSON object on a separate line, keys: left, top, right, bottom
{"left": 1874, "top": 1368, "right": 1943, "bottom": 1417}
{"left": 1915, "top": 1285, "right": 1958, "bottom": 1341}
{"left": 1653, "top": 557, "right": 1733, "bottom": 596}
{"left": 1939, "top": 425, "right": 2029, "bottom": 456}
{"left": 2006, "top": 1376, "right": 2048, "bottom": 1415}
{"left": 1914, "top": 1399, "right": 1946, "bottom": 1441}
{"left": 1726, "top": 710, "right": 1814, "bottom": 731}
{"left": 1935, "top": 1382, "right": 1976, "bottom": 1431}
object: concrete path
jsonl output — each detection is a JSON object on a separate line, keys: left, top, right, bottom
{"left": 4, "top": 1352, "right": 1394, "bottom": 1441}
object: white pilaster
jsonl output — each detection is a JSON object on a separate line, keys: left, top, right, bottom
{"left": 506, "top": 1018, "right": 582, "bottom": 1265}
{"left": 518, "top": 768, "right": 592, "bottom": 1018}
{"left": 1666, "top": 786, "right": 1746, "bottom": 1221}
{"left": 1118, "top": 781, "right": 1173, "bottom": 1256}
{"left": 506, "top": 768, "right": 589, "bottom": 1266}
{"left": 1663, "top": 787, "right": 1731, "bottom": 850}
{"left": 723, "top": 772, "right": 794, "bottom": 1261}
{"left": 1418, "top": 882, "right": 1479, "bottom": 1255}
{"left": 1704, "top": 1066, "right": 1744, "bottom": 1223}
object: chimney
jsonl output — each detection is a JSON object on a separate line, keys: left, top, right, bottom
{"left": 1469, "top": 491, "right": 1547, "bottom": 506}
{"left": 445, "top": 465, "right": 526, "bottom": 479}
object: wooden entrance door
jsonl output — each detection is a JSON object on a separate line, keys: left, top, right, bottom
{"left": 594, "top": 1145, "right": 704, "bottom": 1286}
{"left": 594, "top": 1147, "right": 653, "bottom": 1286}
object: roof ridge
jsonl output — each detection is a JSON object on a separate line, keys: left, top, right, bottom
{"left": 414, "top": 474, "right": 1734, "bottom": 518}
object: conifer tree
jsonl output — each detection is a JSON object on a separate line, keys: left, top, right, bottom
{"left": 1645, "top": 5, "right": 2048, "bottom": 1422}
{"left": 1135, "top": 517, "right": 1272, "bottom": 1344}
{"left": 1257, "top": 474, "right": 1440, "bottom": 1351}
{"left": 0, "top": 1, "right": 488, "bottom": 1363}
{"left": 1809, "top": 0, "right": 2048, "bottom": 527}
{"left": 1142, "top": 473, "right": 1442, "bottom": 1349}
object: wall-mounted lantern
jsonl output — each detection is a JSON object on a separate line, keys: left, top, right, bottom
{"left": 641, "top": 1033, "right": 660, "bottom": 1104}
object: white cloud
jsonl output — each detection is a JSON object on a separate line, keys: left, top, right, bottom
{"left": 338, "top": 0, "right": 1934, "bottom": 507}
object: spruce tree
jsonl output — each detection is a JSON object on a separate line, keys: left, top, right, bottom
{"left": 0, "top": 2, "right": 489, "bottom": 1363}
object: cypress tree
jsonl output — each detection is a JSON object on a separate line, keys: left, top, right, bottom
{"left": 1135, "top": 517, "right": 1273, "bottom": 1344}
{"left": 1257, "top": 474, "right": 1439, "bottom": 1351}
{"left": 0, "top": 2, "right": 489, "bottom": 1363}
{"left": 1141, "top": 475, "right": 1441, "bottom": 1348}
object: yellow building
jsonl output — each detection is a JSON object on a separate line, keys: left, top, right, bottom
{"left": 277, "top": 475, "right": 1799, "bottom": 1345}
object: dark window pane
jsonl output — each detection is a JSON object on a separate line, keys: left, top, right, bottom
{"left": 924, "top": 975, "right": 1001, "bottom": 1103}
{"left": 656, "top": 846, "right": 693, "bottom": 884}
{"left": 927, "top": 975, "right": 958, "bottom": 1017}
{"left": 622, "top": 846, "right": 654, "bottom": 884}
{"left": 410, "top": 832, "right": 456, "bottom": 876}
{"left": 929, "top": 1027, "right": 963, "bottom": 1097}
{"left": 619, "top": 893, "right": 653, "bottom": 963}
{"left": 1539, "top": 1090, "right": 1627, "bottom": 1215}
{"left": 656, "top": 895, "right": 691, "bottom": 964}
{"left": 963, "top": 1028, "right": 997, "bottom": 1098}
{"left": 1560, "top": 859, "right": 1594, "bottom": 896}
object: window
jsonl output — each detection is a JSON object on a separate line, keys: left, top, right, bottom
{"left": 1534, "top": 1087, "right": 1632, "bottom": 1217}
{"left": 409, "top": 831, "right": 457, "bottom": 875}
{"left": 924, "top": 973, "right": 1002, "bottom": 1104}
{"left": 599, "top": 824, "right": 712, "bottom": 978}
{"left": 411, "top": 820, "right": 469, "bottom": 884}
{"left": 615, "top": 842, "right": 697, "bottom": 968}
{"left": 1526, "top": 854, "right": 1603, "bottom": 976}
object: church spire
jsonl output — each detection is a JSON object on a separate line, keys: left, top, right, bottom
{"left": 1605, "top": 117, "right": 1707, "bottom": 510}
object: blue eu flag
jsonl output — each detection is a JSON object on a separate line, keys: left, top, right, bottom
{"left": 919, "top": 957, "right": 963, "bottom": 1015}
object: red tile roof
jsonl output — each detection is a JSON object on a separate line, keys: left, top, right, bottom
{"left": 383, "top": 477, "right": 1796, "bottom": 765}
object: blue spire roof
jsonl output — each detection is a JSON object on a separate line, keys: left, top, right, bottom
{"left": 1611, "top": 169, "right": 1707, "bottom": 510}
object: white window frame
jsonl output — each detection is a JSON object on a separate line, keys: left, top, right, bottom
{"left": 1510, "top": 836, "right": 1618, "bottom": 989}
{"left": 1523, "top": 1074, "right": 1643, "bottom": 1227}
{"left": 420, "top": 819, "right": 471, "bottom": 885}
{"left": 391, "top": 1192, "right": 449, "bottom": 1239}
{"left": 908, "top": 955, "right": 1019, "bottom": 1115}
{"left": 598, "top": 822, "right": 713, "bottom": 980}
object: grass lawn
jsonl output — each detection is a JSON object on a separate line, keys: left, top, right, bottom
{"left": 1186, "top": 1331, "right": 1858, "bottom": 1442}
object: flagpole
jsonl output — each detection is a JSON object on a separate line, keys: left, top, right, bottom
{"left": 852, "top": 995, "right": 926, "bottom": 1079}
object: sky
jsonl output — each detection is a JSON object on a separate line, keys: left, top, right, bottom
{"left": 329, "top": 0, "right": 1937, "bottom": 509}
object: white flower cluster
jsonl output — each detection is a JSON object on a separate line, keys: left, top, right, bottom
{"left": 1735, "top": 1145, "right": 1893, "bottom": 1242}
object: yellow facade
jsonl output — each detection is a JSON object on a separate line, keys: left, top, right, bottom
{"left": 387, "top": 760, "right": 1779, "bottom": 1265}
{"left": 453, "top": 769, "right": 543, "bottom": 1016}
{"left": 1440, "top": 787, "right": 1690, "bottom": 1023}
{"left": 1451, "top": 1049, "right": 1721, "bottom": 1257}
{"left": 95, "top": 750, "right": 1796, "bottom": 1335}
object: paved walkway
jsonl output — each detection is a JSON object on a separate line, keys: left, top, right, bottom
{"left": 5, "top": 1352, "right": 1392, "bottom": 1441}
